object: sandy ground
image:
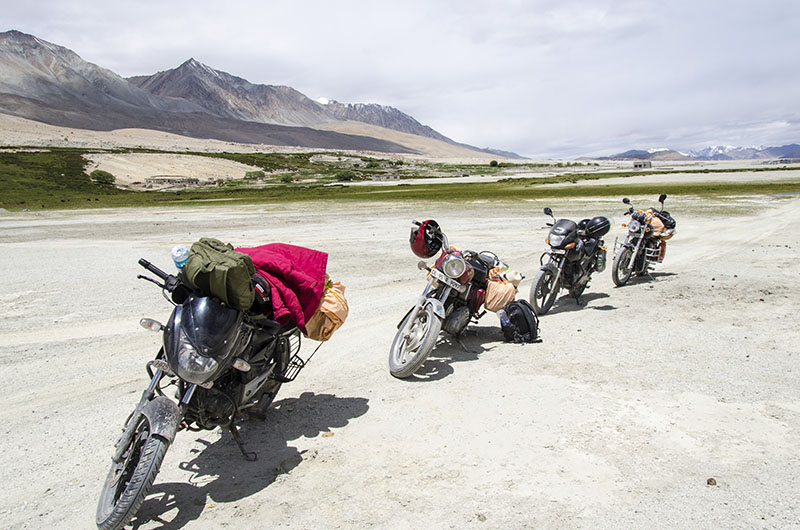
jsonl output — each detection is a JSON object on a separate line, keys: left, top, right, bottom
{"left": 0, "top": 191, "right": 798, "bottom": 529}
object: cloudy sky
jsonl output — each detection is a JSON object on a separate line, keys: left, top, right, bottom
{"left": 5, "top": 0, "right": 800, "bottom": 158}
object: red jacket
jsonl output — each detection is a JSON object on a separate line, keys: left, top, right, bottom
{"left": 235, "top": 243, "right": 328, "bottom": 333}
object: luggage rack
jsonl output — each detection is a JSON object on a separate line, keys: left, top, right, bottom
{"left": 274, "top": 328, "right": 324, "bottom": 383}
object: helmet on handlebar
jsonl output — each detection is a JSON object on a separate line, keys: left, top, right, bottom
{"left": 410, "top": 219, "right": 443, "bottom": 258}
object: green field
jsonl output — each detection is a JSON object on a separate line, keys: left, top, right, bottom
{"left": 1, "top": 147, "right": 799, "bottom": 211}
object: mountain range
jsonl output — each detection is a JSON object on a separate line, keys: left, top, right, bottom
{"left": 0, "top": 30, "right": 515, "bottom": 157}
{"left": 601, "top": 145, "right": 800, "bottom": 161}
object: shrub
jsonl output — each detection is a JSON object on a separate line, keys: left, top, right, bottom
{"left": 280, "top": 175, "right": 294, "bottom": 183}
{"left": 89, "top": 169, "right": 115, "bottom": 185}
{"left": 489, "top": 160, "right": 498, "bottom": 167}
{"left": 334, "top": 170, "right": 358, "bottom": 181}
{"left": 245, "top": 170, "right": 265, "bottom": 180}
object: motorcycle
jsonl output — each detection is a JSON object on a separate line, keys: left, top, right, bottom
{"left": 611, "top": 193, "right": 676, "bottom": 286}
{"left": 388, "top": 220, "right": 505, "bottom": 379}
{"left": 529, "top": 208, "right": 610, "bottom": 315}
{"left": 96, "top": 258, "right": 308, "bottom": 530}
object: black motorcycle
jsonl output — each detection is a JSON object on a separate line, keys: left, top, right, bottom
{"left": 529, "top": 208, "right": 610, "bottom": 315}
{"left": 612, "top": 194, "right": 676, "bottom": 286}
{"left": 96, "top": 258, "right": 307, "bottom": 530}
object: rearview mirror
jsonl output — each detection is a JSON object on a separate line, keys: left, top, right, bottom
{"left": 543, "top": 207, "right": 553, "bottom": 216}
{"left": 622, "top": 198, "right": 631, "bottom": 204}
{"left": 658, "top": 193, "right": 667, "bottom": 204}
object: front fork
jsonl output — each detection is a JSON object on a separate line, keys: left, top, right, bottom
{"left": 398, "top": 277, "right": 452, "bottom": 329}
{"left": 541, "top": 255, "right": 565, "bottom": 296}
{"left": 111, "top": 366, "right": 189, "bottom": 463}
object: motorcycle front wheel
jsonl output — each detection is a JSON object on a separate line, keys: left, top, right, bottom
{"left": 389, "top": 305, "right": 442, "bottom": 378}
{"left": 96, "top": 415, "right": 169, "bottom": 530}
{"left": 612, "top": 247, "right": 634, "bottom": 286}
{"left": 529, "top": 269, "right": 559, "bottom": 315}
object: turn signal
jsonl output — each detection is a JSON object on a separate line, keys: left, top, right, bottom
{"left": 622, "top": 224, "right": 627, "bottom": 228}
{"left": 232, "top": 358, "right": 251, "bottom": 372}
{"left": 565, "top": 242, "right": 576, "bottom": 249}
{"left": 139, "top": 318, "right": 164, "bottom": 332}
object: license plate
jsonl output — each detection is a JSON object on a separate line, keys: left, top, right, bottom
{"left": 430, "top": 268, "right": 466, "bottom": 292}
{"left": 551, "top": 248, "right": 567, "bottom": 255}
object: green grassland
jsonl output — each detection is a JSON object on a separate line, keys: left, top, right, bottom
{"left": 1, "top": 147, "right": 799, "bottom": 211}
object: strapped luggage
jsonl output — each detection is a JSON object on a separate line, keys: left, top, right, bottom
{"left": 500, "top": 300, "right": 541, "bottom": 343}
{"left": 180, "top": 238, "right": 256, "bottom": 311}
{"left": 304, "top": 276, "right": 349, "bottom": 341}
{"left": 483, "top": 266, "right": 518, "bottom": 312}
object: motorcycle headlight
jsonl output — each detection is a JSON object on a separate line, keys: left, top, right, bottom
{"left": 171, "top": 329, "right": 220, "bottom": 384}
{"left": 442, "top": 255, "right": 467, "bottom": 278}
{"left": 549, "top": 234, "right": 565, "bottom": 247}
{"left": 628, "top": 220, "right": 641, "bottom": 233}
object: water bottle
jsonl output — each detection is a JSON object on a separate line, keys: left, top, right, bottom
{"left": 171, "top": 244, "right": 189, "bottom": 270}
{"left": 497, "top": 308, "right": 511, "bottom": 327}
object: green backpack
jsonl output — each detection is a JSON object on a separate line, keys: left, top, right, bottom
{"left": 180, "top": 238, "right": 256, "bottom": 311}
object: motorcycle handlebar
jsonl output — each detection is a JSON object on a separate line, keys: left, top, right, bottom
{"left": 138, "top": 258, "right": 170, "bottom": 281}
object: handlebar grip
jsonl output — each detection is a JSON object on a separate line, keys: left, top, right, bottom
{"left": 138, "top": 258, "right": 169, "bottom": 281}
{"left": 411, "top": 220, "right": 422, "bottom": 226}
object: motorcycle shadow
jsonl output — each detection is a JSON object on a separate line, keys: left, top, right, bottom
{"left": 408, "top": 325, "right": 502, "bottom": 382}
{"left": 615, "top": 271, "right": 678, "bottom": 287}
{"left": 130, "top": 391, "right": 369, "bottom": 530}
{"left": 541, "top": 291, "right": 615, "bottom": 315}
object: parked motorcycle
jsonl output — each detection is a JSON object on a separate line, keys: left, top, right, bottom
{"left": 388, "top": 220, "right": 504, "bottom": 378}
{"left": 529, "top": 208, "right": 610, "bottom": 315}
{"left": 611, "top": 193, "right": 676, "bottom": 286}
{"left": 96, "top": 258, "right": 307, "bottom": 530}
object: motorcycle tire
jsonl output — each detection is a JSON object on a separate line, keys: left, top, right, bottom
{"left": 612, "top": 248, "right": 634, "bottom": 286}
{"left": 388, "top": 305, "right": 441, "bottom": 379}
{"left": 529, "top": 269, "right": 559, "bottom": 315}
{"left": 96, "top": 415, "right": 169, "bottom": 530}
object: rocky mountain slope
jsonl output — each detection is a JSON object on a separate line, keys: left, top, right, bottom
{"left": 0, "top": 30, "right": 494, "bottom": 155}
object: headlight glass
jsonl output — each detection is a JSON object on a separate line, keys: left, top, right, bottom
{"left": 628, "top": 220, "right": 641, "bottom": 233}
{"left": 172, "top": 329, "right": 220, "bottom": 384}
{"left": 442, "top": 255, "right": 467, "bottom": 278}
{"left": 549, "top": 234, "right": 565, "bottom": 247}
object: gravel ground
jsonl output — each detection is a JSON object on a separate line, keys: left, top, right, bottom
{"left": 0, "top": 193, "right": 798, "bottom": 529}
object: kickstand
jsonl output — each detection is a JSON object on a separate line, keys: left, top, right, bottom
{"left": 228, "top": 422, "right": 257, "bottom": 461}
{"left": 454, "top": 334, "right": 477, "bottom": 354}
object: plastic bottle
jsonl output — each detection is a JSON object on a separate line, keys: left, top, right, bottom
{"left": 171, "top": 244, "right": 189, "bottom": 270}
{"left": 497, "top": 308, "right": 511, "bottom": 327}
{"left": 595, "top": 248, "right": 607, "bottom": 272}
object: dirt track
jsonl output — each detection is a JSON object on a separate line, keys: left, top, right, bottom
{"left": 1, "top": 194, "right": 799, "bottom": 529}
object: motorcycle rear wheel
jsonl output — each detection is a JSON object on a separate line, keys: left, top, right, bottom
{"left": 96, "top": 416, "right": 169, "bottom": 530}
{"left": 389, "top": 305, "right": 441, "bottom": 378}
{"left": 612, "top": 248, "right": 634, "bottom": 286}
{"left": 530, "top": 269, "right": 559, "bottom": 315}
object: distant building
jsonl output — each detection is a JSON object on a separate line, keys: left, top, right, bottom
{"left": 144, "top": 176, "right": 199, "bottom": 185}
{"left": 633, "top": 161, "right": 652, "bottom": 169}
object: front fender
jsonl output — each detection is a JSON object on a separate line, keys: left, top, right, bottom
{"left": 540, "top": 261, "right": 558, "bottom": 273}
{"left": 141, "top": 396, "right": 181, "bottom": 445}
{"left": 113, "top": 395, "right": 181, "bottom": 462}
{"left": 420, "top": 296, "right": 446, "bottom": 320}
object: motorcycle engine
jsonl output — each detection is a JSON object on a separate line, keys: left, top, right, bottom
{"left": 442, "top": 306, "right": 470, "bottom": 335}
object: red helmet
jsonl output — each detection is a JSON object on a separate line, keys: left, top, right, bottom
{"left": 410, "top": 219, "right": 443, "bottom": 258}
